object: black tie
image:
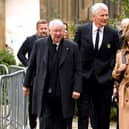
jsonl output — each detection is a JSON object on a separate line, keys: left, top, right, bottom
{"left": 95, "top": 28, "right": 100, "bottom": 53}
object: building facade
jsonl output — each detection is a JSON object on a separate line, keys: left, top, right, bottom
{"left": 0, "top": 0, "right": 123, "bottom": 49}
{"left": 40, "top": 0, "right": 122, "bottom": 23}
{"left": 0, "top": 0, "right": 5, "bottom": 49}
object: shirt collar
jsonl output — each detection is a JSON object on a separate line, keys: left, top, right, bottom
{"left": 92, "top": 23, "right": 104, "bottom": 32}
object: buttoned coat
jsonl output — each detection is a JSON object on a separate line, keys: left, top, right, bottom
{"left": 74, "top": 23, "right": 120, "bottom": 84}
{"left": 23, "top": 36, "right": 82, "bottom": 118}
{"left": 112, "top": 49, "right": 129, "bottom": 129}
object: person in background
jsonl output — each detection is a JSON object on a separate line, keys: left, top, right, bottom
{"left": 17, "top": 19, "right": 48, "bottom": 129}
{"left": 63, "top": 22, "right": 69, "bottom": 39}
{"left": 112, "top": 31, "right": 129, "bottom": 129}
{"left": 119, "top": 18, "right": 129, "bottom": 47}
{"left": 119, "top": 18, "right": 129, "bottom": 35}
{"left": 74, "top": 3, "right": 120, "bottom": 129}
{"left": 114, "top": 19, "right": 129, "bottom": 129}
{"left": 17, "top": 19, "right": 49, "bottom": 66}
{"left": 22, "top": 19, "right": 82, "bottom": 129}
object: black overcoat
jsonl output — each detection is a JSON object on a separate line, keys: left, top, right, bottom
{"left": 23, "top": 36, "right": 82, "bottom": 118}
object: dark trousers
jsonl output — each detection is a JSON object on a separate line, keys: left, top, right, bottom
{"left": 29, "top": 88, "right": 37, "bottom": 129}
{"left": 40, "top": 95, "right": 72, "bottom": 129}
{"left": 77, "top": 77, "right": 113, "bottom": 129}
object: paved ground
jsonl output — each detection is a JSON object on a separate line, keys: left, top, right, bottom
{"left": 35, "top": 117, "right": 117, "bottom": 129}
{"left": 72, "top": 118, "right": 116, "bottom": 129}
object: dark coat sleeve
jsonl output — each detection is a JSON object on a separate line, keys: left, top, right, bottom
{"left": 23, "top": 41, "right": 37, "bottom": 88}
{"left": 17, "top": 37, "right": 30, "bottom": 66}
{"left": 17, "top": 35, "right": 36, "bottom": 66}
{"left": 72, "top": 42, "right": 82, "bottom": 93}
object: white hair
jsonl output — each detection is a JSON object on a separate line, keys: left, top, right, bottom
{"left": 91, "top": 3, "right": 108, "bottom": 16}
{"left": 49, "top": 19, "right": 64, "bottom": 29}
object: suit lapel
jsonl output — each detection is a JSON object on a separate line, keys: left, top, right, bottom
{"left": 99, "top": 26, "right": 108, "bottom": 50}
{"left": 89, "top": 25, "right": 94, "bottom": 50}
{"left": 42, "top": 39, "right": 49, "bottom": 66}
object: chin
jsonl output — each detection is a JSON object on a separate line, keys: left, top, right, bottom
{"left": 103, "top": 22, "right": 108, "bottom": 26}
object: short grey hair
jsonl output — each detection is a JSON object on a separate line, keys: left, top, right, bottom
{"left": 91, "top": 3, "right": 108, "bottom": 16}
{"left": 49, "top": 19, "right": 64, "bottom": 29}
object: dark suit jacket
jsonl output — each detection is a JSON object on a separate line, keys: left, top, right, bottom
{"left": 17, "top": 34, "right": 38, "bottom": 66}
{"left": 74, "top": 22, "right": 120, "bottom": 84}
{"left": 23, "top": 36, "right": 82, "bottom": 118}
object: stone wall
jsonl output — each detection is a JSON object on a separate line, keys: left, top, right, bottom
{"left": 0, "top": 0, "right": 5, "bottom": 49}
{"left": 40, "top": 0, "right": 103, "bottom": 23}
{"left": 40, "top": 0, "right": 121, "bottom": 24}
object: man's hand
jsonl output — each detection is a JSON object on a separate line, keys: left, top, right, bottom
{"left": 23, "top": 87, "right": 30, "bottom": 96}
{"left": 72, "top": 91, "right": 80, "bottom": 100}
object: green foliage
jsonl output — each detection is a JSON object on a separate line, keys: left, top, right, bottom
{"left": 68, "top": 23, "right": 77, "bottom": 40}
{"left": 0, "top": 49, "right": 16, "bottom": 66}
{"left": 108, "top": 0, "right": 129, "bottom": 29}
{"left": 110, "top": 105, "right": 118, "bottom": 121}
{"left": 110, "top": 0, "right": 129, "bottom": 18}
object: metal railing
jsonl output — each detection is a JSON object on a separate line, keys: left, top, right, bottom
{"left": 0, "top": 64, "right": 9, "bottom": 75}
{"left": 0, "top": 65, "right": 28, "bottom": 129}
{"left": 10, "top": 65, "right": 26, "bottom": 73}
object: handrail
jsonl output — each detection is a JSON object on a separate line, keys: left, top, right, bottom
{"left": 0, "top": 64, "right": 9, "bottom": 74}
{"left": 0, "top": 69, "right": 29, "bottom": 129}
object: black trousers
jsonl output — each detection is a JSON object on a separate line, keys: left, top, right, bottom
{"left": 77, "top": 77, "right": 113, "bottom": 129}
{"left": 29, "top": 88, "right": 37, "bottom": 129}
{"left": 40, "top": 95, "right": 72, "bottom": 129}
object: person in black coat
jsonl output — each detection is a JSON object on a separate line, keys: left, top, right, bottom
{"left": 17, "top": 19, "right": 48, "bottom": 129}
{"left": 23, "top": 19, "right": 82, "bottom": 129}
{"left": 74, "top": 3, "right": 120, "bottom": 129}
{"left": 17, "top": 19, "right": 49, "bottom": 66}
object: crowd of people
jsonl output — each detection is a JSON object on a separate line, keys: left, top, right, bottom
{"left": 16, "top": 2, "right": 129, "bottom": 129}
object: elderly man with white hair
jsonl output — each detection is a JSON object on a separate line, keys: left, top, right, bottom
{"left": 23, "top": 19, "right": 82, "bottom": 129}
{"left": 74, "top": 3, "right": 120, "bottom": 129}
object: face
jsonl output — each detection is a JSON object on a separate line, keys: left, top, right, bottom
{"left": 37, "top": 23, "right": 48, "bottom": 37}
{"left": 49, "top": 25, "right": 64, "bottom": 43}
{"left": 121, "top": 23, "right": 129, "bottom": 32}
{"left": 93, "top": 9, "right": 109, "bottom": 28}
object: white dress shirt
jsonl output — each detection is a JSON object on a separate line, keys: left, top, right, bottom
{"left": 92, "top": 23, "right": 104, "bottom": 49}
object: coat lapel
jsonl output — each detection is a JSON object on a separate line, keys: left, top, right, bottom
{"left": 42, "top": 38, "right": 49, "bottom": 66}
{"left": 89, "top": 25, "right": 94, "bottom": 50}
{"left": 59, "top": 41, "right": 69, "bottom": 67}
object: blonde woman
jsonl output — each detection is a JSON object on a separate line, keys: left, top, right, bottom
{"left": 112, "top": 31, "right": 129, "bottom": 129}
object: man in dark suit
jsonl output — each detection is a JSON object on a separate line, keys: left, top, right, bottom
{"left": 17, "top": 19, "right": 48, "bottom": 129}
{"left": 17, "top": 19, "right": 48, "bottom": 66}
{"left": 74, "top": 3, "right": 120, "bottom": 129}
{"left": 22, "top": 19, "right": 82, "bottom": 129}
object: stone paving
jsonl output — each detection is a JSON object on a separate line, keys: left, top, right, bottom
{"left": 72, "top": 118, "right": 116, "bottom": 129}
{"left": 35, "top": 117, "right": 117, "bottom": 129}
